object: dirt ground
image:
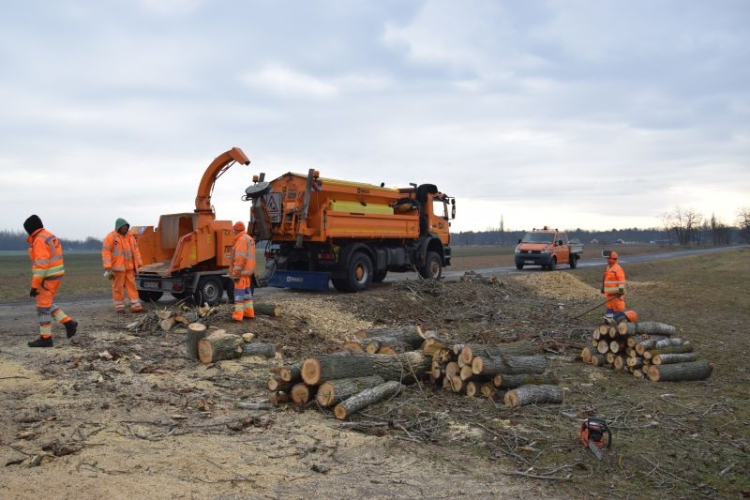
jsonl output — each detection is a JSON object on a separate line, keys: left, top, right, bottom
{"left": 1, "top": 249, "right": 748, "bottom": 500}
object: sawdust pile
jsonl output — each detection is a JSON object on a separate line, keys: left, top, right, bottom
{"left": 274, "top": 296, "right": 373, "bottom": 341}
{"left": 511, "top": 272, "right": 601, "bottom": 302}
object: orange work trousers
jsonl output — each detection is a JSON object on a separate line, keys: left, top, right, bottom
{"left": 605, "top": 294, "right": 626, "bottom": 313}
{"left": 111, "top": 270, "right": 143, "bottom": 312}
{"left": 35, "top": 279, "right": 71, "bottom": 338}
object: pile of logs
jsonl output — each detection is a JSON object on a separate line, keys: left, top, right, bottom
{"left": 265, "top": 350, "right": 429, "bottom": 419}
{"left": 423, "top": 337, "right": 563, "bottom": 408}
{"left": 581, "top": 320, "right": 713, "bottom": 382}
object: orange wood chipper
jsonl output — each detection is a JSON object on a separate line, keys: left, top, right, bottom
{"left": 132, "top": 147, "right": 251, "bottom": 305}
{"left": 243, "top": 169, "right": 456, "bottom": 292}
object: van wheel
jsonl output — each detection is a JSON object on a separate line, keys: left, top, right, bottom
{"left": 516, "top": 262, "right": 524, "bottom": 270}
{"left": 570, "top": 255, "right": 578, "bottom": 269}
{"left": 418, "top": 251, "right": 442, "bottom": 279}
{"left": 194, "top": 276, "right": 224, "bottom": 306}
{"left": 344, "top": 252, "right": 373, "bottom": 292}
{"left": 548, "top": 257, "right": 557, "bottom": 271}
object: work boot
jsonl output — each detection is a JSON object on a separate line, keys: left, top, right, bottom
{"left": 131, "top": 307, "right": 145, "bottom": 314}
{"left": 231, "top": 311, "right": 244, "bottom": 322}
{"left": 28, "top": 337, "right": 53, "bottom": 348}
{"left": 64, "top": 320, "right": 78, "bottom": 339}
{"left": 243, "top": 311, "right": 255, "bottom": 319}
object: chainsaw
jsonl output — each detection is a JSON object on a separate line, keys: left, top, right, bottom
{"left": 578, "top": 418, "right": 612, "bottom": 460}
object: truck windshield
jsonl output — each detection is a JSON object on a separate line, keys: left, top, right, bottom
{"left": 522, "top": 232, "right": 554, "bottom": 243}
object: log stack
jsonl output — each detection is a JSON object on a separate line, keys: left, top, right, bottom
{"left": 265, "top": 350, "right": 427, "bottom": 415}
{"left": 423, "top": 337, "right": 563, "bottom": 407}
{"left": 580, "top": 320, "right": 712, "bottom": 382}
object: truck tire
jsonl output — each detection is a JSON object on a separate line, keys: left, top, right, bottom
{"left": 372, "top": 269, "right": 388, "bottom": 283}
{"left": 138, "top": 290, "right": 163, "bottom": 303}
{"left": 569, "top": 255, "right": 578, "bottom": 269}
{"left": 418, "top": 251, "right": 442, "bottom": 279}
{"left": 516, "top": 262, "right": 524, "bottom": 270}
{"left": 344, "top": 252, "right": 373, "bottom": 292}
{"left": 194, "top": 276, "right": 224, "bottom": 306}
{"left": 547, "top": 257, "right": 557, "bottom": 271}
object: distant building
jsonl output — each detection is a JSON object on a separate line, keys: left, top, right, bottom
{"left": 590, "top": 238, "right": 599, "bottom": 244}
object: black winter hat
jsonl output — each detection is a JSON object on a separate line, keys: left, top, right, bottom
{"left": 24, "top": 215, "right": 43, "bottom": 235}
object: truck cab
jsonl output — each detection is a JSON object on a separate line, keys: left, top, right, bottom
{"left": 514, "top": 227, "right": 583, "bottom": 271}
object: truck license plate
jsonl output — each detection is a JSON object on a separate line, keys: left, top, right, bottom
{"left": 142, "top": 282, "right": 159, "bottom": 289}
{"left": 524, "top": 260, "right": 534, "bottom": 264}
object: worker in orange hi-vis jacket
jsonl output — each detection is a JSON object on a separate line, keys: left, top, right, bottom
{"left": 601, "top": 250, "right": 627, "bottom": 321}
{"left": 230, "top": 221, "right": 256, "bottom": 322}
{"left": 102, "top": 218, "right": 144, "bottom": 314}
{"left": 23, "top": 215, "right": 78, "bottom": 348}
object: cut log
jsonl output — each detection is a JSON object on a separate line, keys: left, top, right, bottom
{"left": 635, "top": 335, "right": 673, "bottom": 355}
{"left": 300, "top": 351, "right": 430, "bottom": 385}
{"left": 363, "top": 328, "right": 425, "bottom": 354}
{"left": 186, "top": 322, "right": 208, "bottom": 360}
{"left": 267, "top": 378, "right": 294, "bottom": 392}
{"left": 342, "top": 341, "right": 365, "bottom": 352}
{"left": 648, "top": 360, "right": 713, "bottom": 382}
{"left": 422, "top": 338, "right": 445, "bottom": 357}
{"left": 465, "top": 381, "right": 480, "bottom": 397}
{"left": 278, "top": 363, "right": 302, "bottom": 383}
{"left": 333, "top": 381, "right": 405, "bottom": 420}
{"left": 503, "top": 384, "right": 564, "bottom": 408}
{"left": 652, "top": 352, "right": 699, "bottom": 365}
{"left": 376, "top": 345, "right": 398, "bottom": 356}
{"left": 613, "top": 355, "right": 627, "bottom": 371}
{"left": 627, "top": 356, "right": 644, "bottom": 369}
{"left": 609, "top": 340, "right": 625, "bottom": 354}
{"left": 269, "top": 392, "right": 291, "bottom": 405}
{"left": 643, "top": 343, "right": 694, "bottom": 361}
{"left": 632, "top": 369, "right": 645, "bottom": 380}
{"left": 459, "top": 365, "right": 475, "bottom": 381}
{"left": 598, "top": 324, "right": 609, "bottom": 336}
{"left": 472, "top": 354, "right": 548, "bottom": 376}
{"left": 255, "top": 303, "right": 282, "bottom": 317}
{"left": 243, "top": 342, "right": 276, "bottom": 358}
{"left": 290, "top": 383, "right": 315, "bottom": 404}
{"left": 160, "top": 318, "right": 176, "bottom": 332}
{"left": 622, "top": 322, "right": 677, "bottom": 336}
{"left": 316, "top": 375, "right": 386, "bottom": 407}
{"left": 597, "top": 339, "right": 609, "bottom": 355}
{"left": 493, "top": 372, "right": 558, "bottom": 389}
{"left": 590, "top": 354, "right": 606, "bottom": 366}
{"left": 173, "top": 314, "right": 190, "bottom": 325}
{"left": 581, "top": 347, "right": 593, "bottom": 364}
{"left": 198, "top": 331, "right": 244, "bottom": 364}
{"left": 480, "top": 382, "right": 497, "bottom": 399}
{"left": 459, "top": 341, "right": 536, "bottom": 367}
{"left": 155, "top": 309, "right": 173, "bottom": 320}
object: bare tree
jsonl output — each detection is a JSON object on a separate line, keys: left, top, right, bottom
{"left": 709, "top": 213, "right": 731, "bottom": 246}
{"left": 737, "top": 207, "right": 750, "bottom": 243}
{"left": 664, "top": 206, "right": 703, "bottom": 246}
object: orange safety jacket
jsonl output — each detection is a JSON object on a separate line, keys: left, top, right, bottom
{"left": 27, "top": 228, "right": 65, "bottom": 289}
{"left": 231, "top": 233, "right": 256, "bottom": 277}
{"left": 102, "top": 230, "right": 143, "bottom": 272}
{"left": 602, "top": 263, "right": 626, "bottom": 297}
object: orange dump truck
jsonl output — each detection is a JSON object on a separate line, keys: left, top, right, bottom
{"left": 243, "top": 169, "right": 456, "bottom": 292}
{"left": 132, "top": 148, "right": 251, "bottom": 305}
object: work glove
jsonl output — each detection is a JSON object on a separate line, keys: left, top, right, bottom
{"left": 618, "top": 287, "right": 625, "bottom": 296}
{"left": 29, "top": 288, "right": 38, "bottom": 297}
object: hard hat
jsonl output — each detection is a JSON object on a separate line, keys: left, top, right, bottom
{"left": 233, "top": 221, "right": 246, "bottom": 232}
{"left": 625, "top": 310, "right": 639, "bottom": 323}
{"left": 608, "top": 251, "right": 618, "bottom": 260}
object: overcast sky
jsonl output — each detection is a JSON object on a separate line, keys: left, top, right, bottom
{"left": 1, "top": 0, "right": 748, "bottom": 240}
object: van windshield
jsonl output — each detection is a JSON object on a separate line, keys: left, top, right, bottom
{"left": 522, "top": 232, "right": 554, "bottom": 243}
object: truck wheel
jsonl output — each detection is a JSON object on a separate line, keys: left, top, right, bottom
{"left": 548, "top": 257, "right": 557, "bottom": 271}
{"left": 344, "top": 252, "right": 373, "bottom": 292}
{"left": 418, "top": 251, "right": 442, "bottom": 279}
{"left": 194, "top": 276, "right": 224, "bottom": 306}
{"left": 372, "top": 269, "right": 388, "bottom": 283}
{"left": 570, "top": 255, "right": 578, "bottom": 269}
{"left": 138, "top": 290, "right": 163, "bottom": 303}
{"left": 515, "top": 262, "right": 524, "bottom": 270}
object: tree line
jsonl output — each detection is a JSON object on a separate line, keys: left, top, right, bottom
{"left": 0, "top": 230, "right": 102, "bottom": 251}
{"left": 454, "top": 206, "right": 750, "bottom": 247}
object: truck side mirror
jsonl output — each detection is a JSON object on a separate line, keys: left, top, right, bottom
{"left": 450, "top": 200, "right": 456, "bottom": 220}
{"left": 517, "top": 238, "right": 522, "bottom": 244}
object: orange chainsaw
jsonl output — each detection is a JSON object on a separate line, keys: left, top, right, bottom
{"left": 578, "top": 418, "right": 612, "bottom": 460}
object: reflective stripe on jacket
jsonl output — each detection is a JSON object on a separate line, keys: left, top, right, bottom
{"left": 603, "top": 263, "right": 626, "bottom": 295}
{"left": 102, "top": 230, "right": 143, "bottom": 272}
{"left": 231, "top": 234, "right": 256, "bottom": 277}
{"left": 27, "top": 228, "right": 65, "bottom": 289}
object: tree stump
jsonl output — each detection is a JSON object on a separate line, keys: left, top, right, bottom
{"left": 316, "top": 375, "right": 386, "bottom": 407}
{"left": 186, "top": 322, "right": 208, "bottom": 360}
{"left": 648, "top": 359, "right": 713, "bottom": 382}
{"left": 333, "top": 381, "right": 405, "bottom": 420}
{"left": 504, "top": 384, "right": 564, "bottom": 408}
{"left": 198, "top": 331, "right": 244, "bottom": 364}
